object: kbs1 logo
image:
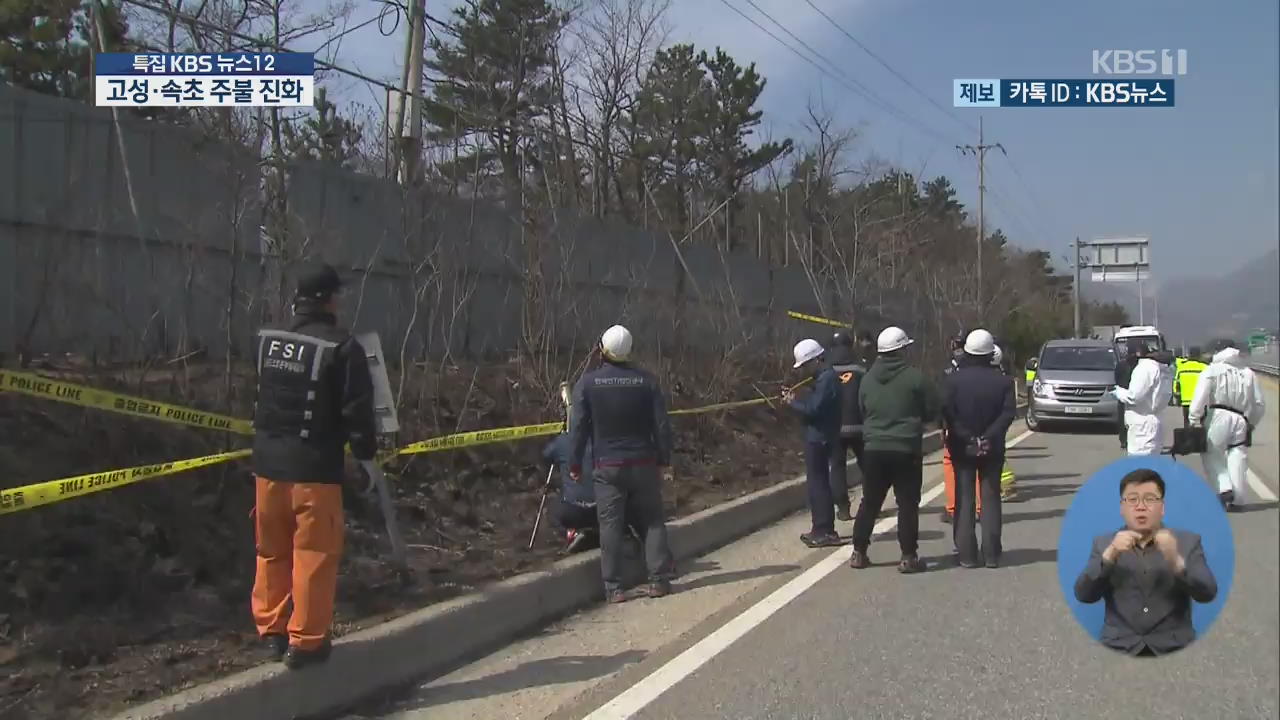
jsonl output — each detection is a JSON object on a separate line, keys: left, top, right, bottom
{"left": 1092, "top": 49, "right": 1188, "bottom": 76}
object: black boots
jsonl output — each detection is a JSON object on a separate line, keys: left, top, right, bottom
{"left": 263, "top": 633, "right": 288, "bottom": 660}
{"left": 283, "top": 638, "right": 332, "bottom": 670}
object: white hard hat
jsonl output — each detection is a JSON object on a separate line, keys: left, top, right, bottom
{"left": 600, "top": 325, "right": 633, "bottom": 362}
{"left": 992, "top": 345, "right": 1003, "bottom": 365}
{"left": 964, "top": 329, "right": 996, "bottom": 356}
{"left": 877, "top": 326, "right": 913, "bottom": 353}
{"left": 792, "top": 338, "right": 825, "bottom": 368}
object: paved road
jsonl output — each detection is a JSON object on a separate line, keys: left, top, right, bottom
{"left": 349, "top": 402, "right": 1279, "bottom": 720}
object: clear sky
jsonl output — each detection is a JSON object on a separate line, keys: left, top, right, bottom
{"left": 319, "top": 0, "right": 1279, "bottom": 280}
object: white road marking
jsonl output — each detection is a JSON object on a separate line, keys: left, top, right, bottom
{"left": 583, "top": 430, "right": 1035, "bottom": 720}
{"left": 1247, "top": 468, "right": 1278, "bottom": 502}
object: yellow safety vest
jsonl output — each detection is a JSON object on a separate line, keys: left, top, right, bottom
{"left": 1175, "top": 359, "right": 1207, "bottom": 406}
{"left": 1001, "top": 466, "right": 1015, "bottom": 490}
{"left": 1025, "top": 369, "right": 1036, "bottom": 384}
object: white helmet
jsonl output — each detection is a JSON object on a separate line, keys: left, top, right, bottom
{"left": 992, "top": 345, "right": 1003, "bottom": 366}
{"left": 600, "top": 325, "right": 633, "bottom": 362}
{"left": 964, "top": 328, "right": 996, "bottom": 356}
{"left": 877, "top": 326, "right": 913, "bottom": 353}
{"left": 792, "top": 338, "right": 825, "bottom": 368}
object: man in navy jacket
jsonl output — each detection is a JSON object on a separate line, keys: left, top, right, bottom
{"left": 785, "top": 338, "right": 843, "bottom": 548}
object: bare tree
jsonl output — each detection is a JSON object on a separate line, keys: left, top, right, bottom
{"left": 572, "top": 0, "right": 671, "bottom": 220}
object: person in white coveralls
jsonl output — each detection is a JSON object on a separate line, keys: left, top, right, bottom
{"left": 1188, "top": 345, "right": 1266, "bottom": 512}
{"left": 1111, "top": 339, "right": 1176, "bottom": 456}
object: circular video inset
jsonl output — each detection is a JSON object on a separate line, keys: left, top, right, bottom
{"left": 1056, "top": 456, "right": 1235, "bottom": 657}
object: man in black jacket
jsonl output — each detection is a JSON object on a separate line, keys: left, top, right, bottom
{"left": 941, "top": 329, "right": 1017, "bottom": 569}
{"left": 785, "top": 338, "right": 843, "bottom": 548}
{"left": 569, "top": 325, "right": 676, "bottom": 604}
{"left": 827, "top": 331, "right": 870, "bottom": 522}
{"left": 251, "top": 262, "right": 378, "bottom": 669}
{"left": 1074, "top": 468, "right": 1217, "bottom": 656}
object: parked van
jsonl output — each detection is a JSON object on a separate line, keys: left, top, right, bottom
{"left": 1024, "top": 339, "right": 1121, "bottom": 431}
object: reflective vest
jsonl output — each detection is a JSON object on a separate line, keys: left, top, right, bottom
{"left": 1174, "top": 358, "right": 1208, "bottom": 407}
{"left": 254, "top": 328, "right": 343, "bottom": 442}
{"left": 1025, "top": 368, "right": 1036, "bottom": 385}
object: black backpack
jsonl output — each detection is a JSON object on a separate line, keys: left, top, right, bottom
{"left": 831, "top": 362, "right": 866, "bottom": 438}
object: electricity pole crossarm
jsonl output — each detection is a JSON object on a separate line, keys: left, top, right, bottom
{"left": 956, "top": 116, "right": 1004, "bottom": 316}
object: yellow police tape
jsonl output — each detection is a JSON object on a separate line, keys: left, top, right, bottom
{"left": 786, "top": 310, "right": 851, "bottom": 329}
{"left": 0, "top": 449, "right": 252, "bottom": 516}
{"left": 395, "top": 422, "right": 568, "bottom": 456}
{"left": 0, "top": 375, "right": 817, "bottom": 515}
{"left": 0, "top": 370, "right": 254, "bottom": 435}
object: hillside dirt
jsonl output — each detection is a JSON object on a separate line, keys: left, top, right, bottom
{"left": 0, "top": 354, "right": 812, "bottom": 720}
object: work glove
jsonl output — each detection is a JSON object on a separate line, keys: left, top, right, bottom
{"left": 660, "top": 466, "right": 675, "bottom": 484}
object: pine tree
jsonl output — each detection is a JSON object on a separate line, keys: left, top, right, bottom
{"left": 698, "top": 47, "right": 790, "bottom": 249}
{"left": 0, "top": 0, "right": 129, "bottom": 100}
{"left": 424, "top": 0, "right": 569, "bottom": 197}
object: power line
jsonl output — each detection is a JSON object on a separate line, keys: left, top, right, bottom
{"left": 715, "top": 0, "right": 956, "bottom": 147}
{"left": 118, "top": 0, "right": 431, "bottom": 102}
{"left": 997, "top": 151, "right": 1060, "bottom": 237}
{"left": 312, "top": 0, "right": 403, "bottom": 57}
{"left": 800, "top": 0, "right": 975, "bottom": 135}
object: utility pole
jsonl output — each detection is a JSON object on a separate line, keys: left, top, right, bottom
{"left": 392, "top": 0, "right": 427, "bottom": 186}
{"left": 1073, "top": 237, "right": 1083, "bottom": 338}
{"left": 957, "top": 116, "right": 1005, "bottom": 315}
{"left": 1141, "top": 275, "right": 1152, "bottom": 324}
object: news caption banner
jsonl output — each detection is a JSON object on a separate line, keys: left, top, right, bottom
{"left": 94, "top": 52, "right": 314, "bottom": 107}
{"left": 953, "top": 78, "right": 1176, "bottom": 108}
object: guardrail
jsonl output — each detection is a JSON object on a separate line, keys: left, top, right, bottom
{"left": 1253, "top": 362, "right": 1279, "bottom": 377}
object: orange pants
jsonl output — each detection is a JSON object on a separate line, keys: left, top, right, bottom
{"left": 251, "top": 476, "right": 344, "bottom": 651}
{"left": 943, "top": 445, "right": 982, "bottom": 515}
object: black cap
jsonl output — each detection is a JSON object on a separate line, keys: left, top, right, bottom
{"left": 832, "top": 331, "right": 853, "bottom": 347}
{"left": 295, "top": 262, "right": 343, "bottom": 301}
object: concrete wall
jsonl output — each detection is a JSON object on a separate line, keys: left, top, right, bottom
{"left": 0, "top": 85, "right": 832, "bottom": 363}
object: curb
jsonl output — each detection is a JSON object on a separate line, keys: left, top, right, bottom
{"left": 113, "top": 410, "right": 1023, "bottom": 720}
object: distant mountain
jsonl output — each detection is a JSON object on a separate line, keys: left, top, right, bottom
{"left": 1078, "top": 247, "right": 1279, "bottom": 348}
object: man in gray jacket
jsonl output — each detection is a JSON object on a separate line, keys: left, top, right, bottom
{"left": 1074, "top": 468, "right": 1218, "bottom": 656}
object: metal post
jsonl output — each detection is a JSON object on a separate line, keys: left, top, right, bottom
{"left": 1073, "top": 237, "right": 1082, "bottom": 338}
{"left": 757, "top": 210, "right": 762, "bottom": 259}
{"left": 1138, "top": 275, "right": 1145, "bottom": 325}
{"left": 394, "top": 0, "right": 426, "bottom": 186}
{"left": 977, "top": 116, "right": 984, "bottom": 312}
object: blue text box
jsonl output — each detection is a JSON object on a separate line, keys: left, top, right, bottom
{"left": 953, "top": 79, "right": 1001, "bottom": 108}
{"left": 95, "top": 53, "right": 314, "bottom": 76}
{"left": 1000, "top": 79, "right": 1175, "bottom": 107}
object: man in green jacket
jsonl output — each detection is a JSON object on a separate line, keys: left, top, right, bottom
{"left": 849, "top": 326, "right": 936, "bottom": 574}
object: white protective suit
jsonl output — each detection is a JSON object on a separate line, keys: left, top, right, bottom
{"left": 1112, "top": 355, "right": 1175, "bottom": 456}
{"left": 1188, "top": 347, "right": 1266, "bottom": 502}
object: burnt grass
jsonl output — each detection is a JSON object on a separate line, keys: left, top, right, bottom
{"left": 0, "top": 357, "right": 806, "bottom": 720}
